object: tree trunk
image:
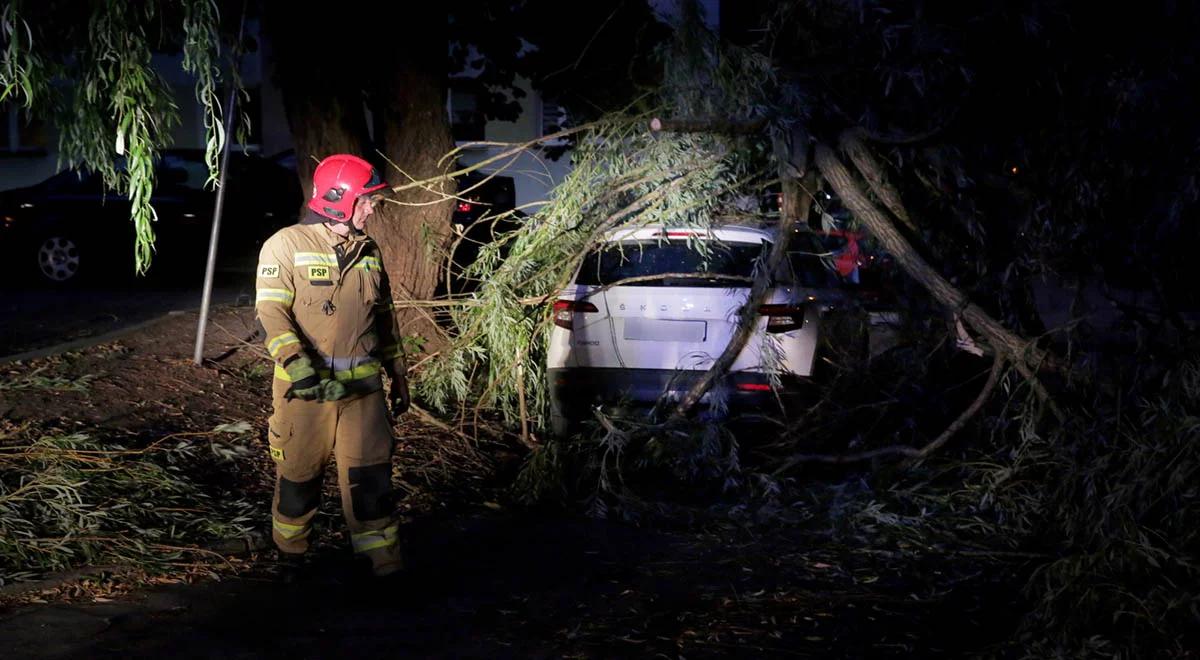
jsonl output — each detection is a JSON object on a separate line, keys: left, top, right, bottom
{"left": 838, "top": 129, "right": 918, "bottom": 233}
{"left": 264, "top": 9, "right": 370, "bottom": 204}
{"left": 369, "top": 4, "right": 456, "bottom": 352}
{"left": 266, "top": 4, "right": 455, "bottom": 354}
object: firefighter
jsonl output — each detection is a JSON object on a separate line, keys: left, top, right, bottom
{"left": 255, "top": 153, "right": 409, "bottom": 578}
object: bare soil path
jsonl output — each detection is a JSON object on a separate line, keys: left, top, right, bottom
{"left": 0, "top": 307, "right": 1020, "bottom": 658}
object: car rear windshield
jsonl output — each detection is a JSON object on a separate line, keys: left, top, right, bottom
{"left": 574, "top": 239, "right": 766, "bottom": 287}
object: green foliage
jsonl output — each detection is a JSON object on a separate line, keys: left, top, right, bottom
{"left": 181, "top": 0, "right": 225, "bottom": 189}
{"left": 0, "top": 2, "right": 52, "bottom": 107}
{"left": 418, "top": 25, "right": 777, "bottom": 429}
{"left": 1, "top": 0, "right": 237, "bottom": 275}
{"left": 0, "top": 425, "right": 263, "bottom": 585}
{"left": 57, "top": 2, "right": 179, "bottom": 274}
{"left": 417, "top": 118, "right": 746, "bottom": 422}
{"left": 972, "top": 361, "right": 1200, "bottom": 657}
{"left": 821, "top": 348, "right": 1200, "bottom": 657}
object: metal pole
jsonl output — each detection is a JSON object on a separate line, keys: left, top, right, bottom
{"left": 194, "top": 10, "right": 247, "bottom": 365}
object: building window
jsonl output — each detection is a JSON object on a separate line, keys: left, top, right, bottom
{"left": 449, "top": 84, "right": 485, "bottom": 142}
{"left": 1, "top": 102, "right": 49, "bottom": 155}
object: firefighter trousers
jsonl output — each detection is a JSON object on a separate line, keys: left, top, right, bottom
{"left": 266, "top": 384, "right": 403, "bottom": 576}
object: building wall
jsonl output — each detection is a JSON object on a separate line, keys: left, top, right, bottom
{"left": 0, "top": 99, "right": 61, "bottom": 189}
{"left": 0, "top": 27, "right": 276, "bottom": 192}
{"left": 453, "top": 75, "right": 573, "bottom": 213}
{"left": 256, "top": 30, "right": 293, "bottom": 161}
{"left": 649, "top": 0, "right": 720, "bottom": 31}
{"left": 1, "top": 21, "right": 655, "bottom": 214}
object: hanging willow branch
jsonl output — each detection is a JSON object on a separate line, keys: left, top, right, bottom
{"left": 3, "top": 0, "right": 233, "bottom": 275}
{"left": 415, "top": 121, "right": 742, "bottom": 421}
{"left": 182, "top": 0, "right": 225, "bottom": 188}
{"left": 0, "top": 3, "right": 52, "bottom": 106}
{"left": 671, "top": 148, "right": 816, "bottom": 418}
{"left": 54, "top": 2, "right": 182, "bottom": 274}
{"left": 96, "top": 2, "right": 175, "bottom": 273}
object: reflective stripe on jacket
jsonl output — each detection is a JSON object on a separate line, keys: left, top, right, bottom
{"left": 255, "top": 218, "right": 405, "bottom": 397}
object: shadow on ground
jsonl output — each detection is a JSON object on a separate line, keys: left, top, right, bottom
{"left": 2, "top": 513, "right": 660, "bottom": 659}
{"left": 1, "top": 507, "right": 1020, "bottom": 659}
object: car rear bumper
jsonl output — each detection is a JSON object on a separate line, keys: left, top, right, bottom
{"left": 547, "top": 367, "right": 808, "bottom": 417}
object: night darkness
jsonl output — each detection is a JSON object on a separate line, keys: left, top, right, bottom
{"left": 1, "top": 1, "right": 1198, "bottom": 657}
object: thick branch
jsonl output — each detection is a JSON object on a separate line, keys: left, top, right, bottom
{"left": 816, "top": 143, "right": 1062, "bottom": 420}
{"left": 649, "top": 117, "right": 768, "bottom": 135}
{"left": 839, "top": 129, "right": 918, "bottom": 233}
{"left": 814, "top": 144, "right": 1046, "bottom": 368}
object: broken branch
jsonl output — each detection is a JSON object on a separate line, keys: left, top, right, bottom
{"left": 671, "top": 159, "right": 816, "bottom": 418}
{"left": 775, "top": 357, "right": 1006, "bottom": 469}
{"left": 814, "top": 142, "right": 1059, "bottom": 421}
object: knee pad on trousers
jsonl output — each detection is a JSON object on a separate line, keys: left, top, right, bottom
{"left": 348, "top": 463, "right": 392, "bottom": 521}
{"left": 278, "top": 474, "right": 323, "bottom": 517}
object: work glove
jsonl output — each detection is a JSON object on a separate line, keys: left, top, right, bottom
{"left": 282, "top": 356, "right": 347, "bottom": 402}
{"left": 387, "top": 368, "right": 410, "bottom": 415}
{"left": 282, "top": 355, "right": 318, "bottom": 392}
{"left": 286, "top": 377, "right": 348, "bottom": 402}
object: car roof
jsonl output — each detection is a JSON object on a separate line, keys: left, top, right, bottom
{"left": 600, "top": 225, "right": 774, "bottom": 244}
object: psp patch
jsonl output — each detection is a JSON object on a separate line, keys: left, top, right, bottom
{"left": 306, "top": 265, "right": 333, "bottom": 285}
{"left": 258, "top": 264, "right": 280, "bottom": 278}
{"left": 269, "top": 446, "right": 285, "bottom": 462}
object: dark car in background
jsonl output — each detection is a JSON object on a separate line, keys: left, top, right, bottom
{"left": 444, "top": 170, "right": 524, "bottom": 295}
{"left": 0, "top": 149, "right": 301, "bottom": 286}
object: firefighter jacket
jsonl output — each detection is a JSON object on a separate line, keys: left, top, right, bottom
{"left": 255, "top": 216, "right": 404, "bottom": 398}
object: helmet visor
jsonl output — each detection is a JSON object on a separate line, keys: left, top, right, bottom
{"left": 360, "top": 167, "right": 389, "bottom": 195}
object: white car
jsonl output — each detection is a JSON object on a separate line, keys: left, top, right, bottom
{"left": 546, "top": 225, "right": 864, "bottom": 435}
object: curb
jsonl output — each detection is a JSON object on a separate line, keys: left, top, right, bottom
{"left": 0, "top": 310, "right": 191, "bottom": 365}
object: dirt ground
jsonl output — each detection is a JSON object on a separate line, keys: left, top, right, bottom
{"left": 0, "top": 305, "right": 1023, "bottom": 658}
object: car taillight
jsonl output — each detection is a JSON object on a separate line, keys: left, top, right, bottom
{"left": 553, "top": 299, "right": 599, "bottom": 330}
{"left": 757, "top": 304, "right": 806, "bottom": 333}
{"left": 735, "top": 382, "right": 771, "bottom": 392}
{"left": 456, "top": 201, "right": 473, "bottom": 213}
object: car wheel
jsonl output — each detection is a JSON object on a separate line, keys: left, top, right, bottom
{"left": 35, "top": 234, "right": 84, "bottom": 284}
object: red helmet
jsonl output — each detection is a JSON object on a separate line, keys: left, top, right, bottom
{"left": 308, "top": 154, "right": 389, "bottom": 222}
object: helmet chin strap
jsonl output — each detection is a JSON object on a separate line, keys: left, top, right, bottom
{"left": 324, "top": 219, "right": 364, "bottom": 235}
